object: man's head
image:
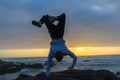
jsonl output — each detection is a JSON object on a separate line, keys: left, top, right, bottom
{"left": 55, "top": 51, "right": 64, "bottom": 62}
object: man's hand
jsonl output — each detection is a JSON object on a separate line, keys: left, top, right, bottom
{"left": 68, "top": 66, "right": 73, "bottom": 70}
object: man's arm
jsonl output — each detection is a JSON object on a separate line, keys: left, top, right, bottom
{"left": 68, "top": 51, "right": 77, "bottom": 69}
{"left": 46, "top": 52, "right": 53, "bottom": 77}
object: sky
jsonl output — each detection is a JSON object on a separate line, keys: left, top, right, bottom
{"left": 0, "top": 0, "right": 120, "bottom": 57}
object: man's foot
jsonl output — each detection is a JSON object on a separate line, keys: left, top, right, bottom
{"left": 48, "top": 15, "right": 57, "bottom": 23}
{"left": 32, "top": 20, "right": 41, "bottom": 28}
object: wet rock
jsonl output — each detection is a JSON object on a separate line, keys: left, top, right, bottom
{"left": 116, "top": 72, "right": 120, "bottom": 78}
{"left": 26, "top": 63, "right": 43, "bottom": 68}
{"left": 0, "top": 60, "right": 20, "bottom": 74}
{"left": 19, "top": 63, "right": 43, "bottom": 69}
{"left": 44, "top": 60, "right": 57, "bottom": 67}
{"left": 116, "top": 72, "right": 120, "bottom": 75}
{"left": 0, "top": 59, "right": 43, "bottom": 75}
{"left": 83, "top": 60, "right": 90, "bottom": 62}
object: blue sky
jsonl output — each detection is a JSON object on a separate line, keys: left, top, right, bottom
{"left": 0, "top": 0, "right": 120, "bottom": 49}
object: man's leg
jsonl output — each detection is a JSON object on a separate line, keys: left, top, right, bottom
{"left": 32, "top": 15, "right": 54, "bottom": 28}
{"left": 43, "top": 15, "right": 56, "bottom": 32}
{"left": 32, "top": 15, "right": 47, "bottom": 28}
{"left": 57, "top": 13, "right": 66, "bottom": 30}
{"left": 48, "top": 16, "right": 57, "bottom": 23}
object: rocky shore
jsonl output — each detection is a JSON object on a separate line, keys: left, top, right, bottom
{"left": 0, "top": 59, "right": 43, "bottom": 75}
{"left": 1, "top": 59, "right": 120, "bottom": 80}
{"left": 15, "top": 69, "right": 120, "bottom": 80}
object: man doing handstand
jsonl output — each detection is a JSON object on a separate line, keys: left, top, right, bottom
{"left": 32, "top": 13, "right": 77, "bottom": 77}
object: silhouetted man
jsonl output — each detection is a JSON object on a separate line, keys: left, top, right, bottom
{"left": 32, "top": 13, "right": 77, "bottom": 77}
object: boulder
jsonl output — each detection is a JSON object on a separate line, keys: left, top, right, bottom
{"left": 0, "top": 59, "right": 43, "bottom": 75}
{"left": 0, "top": 60, "right": 20, "bottom": 74}
{"left": 15, "top": 69, "right": 120, "bottom": 80}
{"left": 15, "top": 74, "right": 37, "bottom": 80}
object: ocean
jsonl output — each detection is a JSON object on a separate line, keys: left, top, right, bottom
{"left": 0, "top": 55, "right": 120, "bottom": 80}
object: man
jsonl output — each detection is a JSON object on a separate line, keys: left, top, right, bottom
{"left": 32, "top": 13, "right": 77, "bottom": 77}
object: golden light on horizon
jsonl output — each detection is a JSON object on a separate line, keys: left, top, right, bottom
{"left": 71, "top": 47, "right": 120, "bottom": 56}
{"left": 0, "top": 49, "right": 49, "bottom": 58}
{"left": 75, "top": 48, "right": 83, "bottom": 51}
{"left": 0, "top": 47, "right": 120, "bottom": 58}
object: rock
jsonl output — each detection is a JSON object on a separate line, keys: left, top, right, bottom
{"left": 19, "top": 63, "right": 43, "bottom": 69}
{"left": 116, "top": 72, "right": 120, "bottom": 75}
{"left": 19, "top": 63, "right": 26, "bottom": 68}
{"left": 0, "top": 59, "right": 2, "bottom": 62}
{"left": 0, "top": 59, "right": 43, "bottom": 75}
{"left": 96, "top": 70, "right": 119, "bottom": 80}
{"left": 83, "top": 60, "right": 90, "bottom": 62}
{"left": 26, "top": 63, "right": 43, "bottom": 69}
{"left": 15, "top": 69, "right": 120, "bottom": 80}
{"left": 44, "top": 60, "right": 57, "bottom": 67}
{"left": 15, "top": 74, "right": 37, "bottom": 80}
{"left": 0, "top": 60, "right": 20, "bottom": 74}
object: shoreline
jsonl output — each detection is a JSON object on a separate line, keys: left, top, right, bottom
{"left": 1, "top": 54, "right": 120, "bottom": 59}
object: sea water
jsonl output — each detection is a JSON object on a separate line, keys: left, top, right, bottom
{"left": 0, "top": 55, "right": 120, "bottom": 80}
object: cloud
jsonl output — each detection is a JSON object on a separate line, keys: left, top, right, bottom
{"left": 0, "top": 0, "right": 120, "bottom": 49}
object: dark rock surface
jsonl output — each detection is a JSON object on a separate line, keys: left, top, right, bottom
{"left": 0, "top": 59, "right": 43, "bottom": 75}
{"left": 83, "top": 60, "right": 91, "bottom": 62}
{"left": 15, "top": 69, "right": 120, "bottom": 80}
{"left": 116, "top": 72, "right": 120, "bottom": 76}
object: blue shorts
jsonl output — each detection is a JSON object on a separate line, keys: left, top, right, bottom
{"left": 49, "top": 39, "right": 73, "bottom": 57}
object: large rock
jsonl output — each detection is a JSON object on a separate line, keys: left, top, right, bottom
{"left": 0, "top": 60, "right": 20, "bottom": 74}
{"left": 18, "top": 63, "right": 43, "bottom": 69}
{"left": 0, "top": 59, "right": 43, "bottom": 75}
{"left": 15, "top": 74, "right": 37, "bottom": 80}
{"left": 15, "top": 69, "right": 120, "bottom": 80}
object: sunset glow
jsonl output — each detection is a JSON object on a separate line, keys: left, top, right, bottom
{"left": 0, "top": 47, "right": 120, "bottom": 58}
{"left": 71, "top": 47, "right": 120, "bottom": 56}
